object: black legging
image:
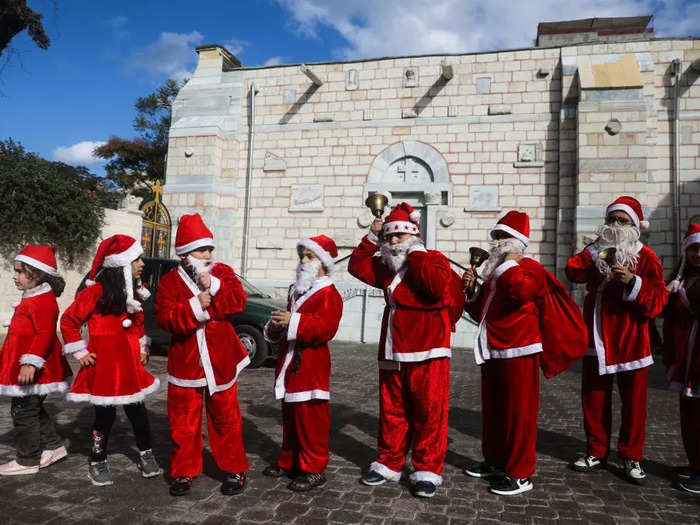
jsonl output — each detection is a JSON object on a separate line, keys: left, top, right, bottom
{"left": 91, "top": 403, "right": 152, "bottom": 461}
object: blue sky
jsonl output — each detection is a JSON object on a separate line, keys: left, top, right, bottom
{"left": 1, "top": 0, "right": 699, "bottom": 171}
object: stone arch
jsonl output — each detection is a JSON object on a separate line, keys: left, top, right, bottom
{"left": 365, "top": 141, "right": 452, "bottom": 249}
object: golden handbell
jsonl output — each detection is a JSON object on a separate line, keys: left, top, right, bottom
{"left": 598, "top": 247, "right": 617, "bottom": 267}
{"left": 364, "top": 192, "right": 389, "bottom": 218}
{"left": 469, "top": 247, "right": 490, "bottom": 270}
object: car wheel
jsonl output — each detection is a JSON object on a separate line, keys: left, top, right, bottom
{"left": 235, "top": 324, "right": 268, "bottom": 368}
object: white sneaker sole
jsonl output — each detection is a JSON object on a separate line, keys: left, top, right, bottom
{"left": 413, "top": 489, "right": 436, "bottom": 498}
{"left": 88, "top": 474, "right": 114, "bottom": 486}
{"left": 360, "top": 477, "right": 386, "bottom": 486}
{"left": 140, "top": 468, "right": 162, "bottom": 479}
{"left": 40, "top": 448, "right": 68, "bottom": 469}
{"left": 679, "top": 481, "right": 700, "bottom": 494}
{"left": 464, "top": 467, "right": 503, "bottom": 478}
{"left": 0, "top": 466, "right": 39, "bottom": 476}
{"left": 490, "top": 482, "right": 533, "bottom": 496}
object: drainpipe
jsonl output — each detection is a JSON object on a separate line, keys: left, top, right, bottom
{"left": 241, "top": 82, "right": 258, "bottom": 279}
{"left": 672, "top": 59, "right": 682, "bottom": 262}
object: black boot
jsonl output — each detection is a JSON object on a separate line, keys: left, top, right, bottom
{"left": 221, "top": 472, "right": 246, "bottom": 495}
{"left": 170, "top": 477, "right": 192, "bottom": 496}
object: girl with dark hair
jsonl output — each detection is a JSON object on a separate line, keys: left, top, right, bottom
{"left": 0, "top": 246, "right": 72, "bottom": 476}
{"left": 664, "top": 222, "right": 700, "bottom": 494}
{"left": 61, "top": 235, "right": 161, "bottom": 486}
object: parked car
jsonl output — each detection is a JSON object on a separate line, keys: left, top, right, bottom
{"left": 79, "top": 257, "right": 285, "bottom": 367}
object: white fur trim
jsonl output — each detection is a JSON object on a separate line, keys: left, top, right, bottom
{"left": 102, "top": 241, "right": 143, "bottom": 268}
{"left": 283, "top": 389, "right": 330, "bottom": 402}
{"left": 63, "top": 340, "right": 87, "bottom": 355}
{"left": 407, "top": 244, "right": 427, "bottom": 254}
{"left": 487, "top": 343, "right": 543, "bottom": 359}
{"left": 22, "top": 282, "right": 52, "bottom": 299}
{"left": 189, "top": 295, "right": 210, "bottom": 323}
{"left": 135, "top": 285, "right": 151, "bottom": 301}
{"left": 66, "top": 378, "right": 160, "bottom": 405}
{"left": 383, "top": 221, "right": 420, "bottom": 236}
{"left": 390, "top": 347, "right": 452, "bottom": 362}
{"left": 639, "top": 220, "right": 650, "bottom": 230}
{"left": 175, "top": 237, "right": 215, "bottom": 255}
{"left": 606, "top": 203, "right": 641, "bottom": 228}
{"left": 602, "top": 354, "right": 653, "bottom": 375}
{"left": 409, "top": 210, "right": 421, "bottom": 223}
{"left": 683, "top": 233, "right": 700, "bottom": 250}
{"left": 585, "top": 245, "right": 599, "bottom": 262}
{"left": 139, "top": 335, "right": 151, "bottom": 351}
{"left": 409, "top": 470, "right": 443, "bottom": 486}
{"left": 490, "top": 259, "right": 519, "bottom": 280}
{"left": 287, "top": 312, "right": 301, "bottom": 342}
{"left": 297, "top": 238, "right": 335, "bottom": 274}
{"left": 622, "top": 275, "right": 642, "bottom": 302}
{"left": 14, "top": 255, "right": 58, "bottom": 276}
{"left": 491, "top": 224, "right": 529, "bottom": 246}
{"left": 85, "top": 279, "right": 96, "bottom": 287}
{"left": 208, "top": 275, "right": 221, "bottom": 296}
{"left": 122, "top": 318, "right": 132, "bottom": 328}
{"left": 72, "top": 349, "right": 89, "bottom": 360}
{"left": 383, "top": 270, "right": 406, "bottom": 361}
{"left": 366, "top": 231, "right": 379, "bottom": 245}
{"left": 11, "top": 301, "right": 20, "bottom": 308}
{"left": 0, "top": 380, "right": 70, "bottom": 397}
{"left": 369, "top": 461, "right": 402, "bottom": 482}
{"left": 667, "top": 279, "right": 681, "bottom": 293}
{"left": 167, "top": 375, "right": 207, "bottom": 388}
{"left": 19, "top": 354, "right": 45, "bottom": 369}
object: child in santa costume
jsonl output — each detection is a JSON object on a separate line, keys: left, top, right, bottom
{"left": 566, "top": 196, "right": 667, "bottom": 484}
{"left": 263, "top": 235, "right": 343, "bottom": 491}
{"left": 462, "top": 211, "right": 587, "bottom": 495}
{"left": 663, "top": 222, "right": 700, "bottom": 493}
{"left": 155, "top": 213, "right": 250, "bottom": 497}
{"left": 348, "top": 202, "right": 453, "bottom": 498}
{"left": 0, "top": 246, "right": 72, "bottom": 476}
{"left": 61, "top": 235, "right": 161, "bottom": 486}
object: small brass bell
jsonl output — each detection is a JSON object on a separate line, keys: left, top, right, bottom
{"left": 364, "top": 193, "right": 389, "bottom": 219}
{"left": 469, "top": 247, "right": 490, "bottom": 270}
{"left": 599, "top": 247, "right": 617, "bottom": 266}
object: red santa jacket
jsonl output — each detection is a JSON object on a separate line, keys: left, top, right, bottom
{"left": 465, "top": 258, "right": 545, "bottom": 363}
{"left": 0, "top": 283, "right": 72, "bottom": 396}
{"left": 61, "top": 283, "right": 158, "bottom": 405}
{"left": 265, "top": 277, "right": 343, "bottom": 402}
{"left": 663, "top": 283, "right": 700, "bottom": 398}
{"left": 348, "top": 234, "right": 452, "bottom": 367}
{"left": 566, "top": 242, "right": 667, "bottom": 375}
{"left": 155, "top": 263, "right": 249, "bottom": 395}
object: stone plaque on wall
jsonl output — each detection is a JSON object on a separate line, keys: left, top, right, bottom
{"left": 289, "top": 184, "right": 324, "bottom": 212}
{"left": 467, "top": 185, "right": 499, "bottom": 211}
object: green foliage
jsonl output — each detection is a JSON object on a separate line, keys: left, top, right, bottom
{"left": 0, "top": 0, "right": 50, "bottom": 54}
{"left": 0, "top": 139, "right": 108, "bottom": 265}
{"left": 95, "top": 79, "right": 183, "bottom": 197}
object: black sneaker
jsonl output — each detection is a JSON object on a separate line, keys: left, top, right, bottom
{"left": 412, "top": 480, "right": 436, "bottom": 498}
{"left": 489, "top": 476, "right": 533, "bottom": 496}
{"left": 679, "top": 470, "right": 700, "bottom": 494}
{"left": 289, "top": 472, "right": 327, "bottom": 492}
{"left": 571, "top": 455, "right": 605, "bottom": 472}
{"left": 464, "top": 462, "right": 503, "bottom": 478}
{"left": 169, "top": 477, "right": 192, "bottom": 497}
{"left": 221, "top": 472, "right": 246, "bottom": 495}
{"left": 624, "top": 459, "right": 646, "bottom": 485}
{"left": 360, "top": 470, "right": 386, "bottom": 486}
{"left": 675, "top": 465, "right": 693, "bottom": 480}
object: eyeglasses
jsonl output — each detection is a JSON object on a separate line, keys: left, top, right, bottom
{"left": 605, "top": 215, "right": 632, "bottom": 226}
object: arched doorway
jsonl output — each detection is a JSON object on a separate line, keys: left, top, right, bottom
{"left": 366, "top": 141, "right": 452, "bottom": 249}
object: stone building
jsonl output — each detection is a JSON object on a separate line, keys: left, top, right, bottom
{"left": 163, "top": 16, "right": 700, "bottom": 344}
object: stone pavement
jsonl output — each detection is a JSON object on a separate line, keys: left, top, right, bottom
{"left": 0, "top": 342, "right": 698, "bottom": 524}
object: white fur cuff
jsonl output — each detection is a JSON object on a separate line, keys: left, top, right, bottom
{"left": 189, "top": 295, "right": 211, "bottom": 323}
{"left": 209, "top": 275, "right": 221, "bottom": 296}
{"left": 19, "top": 354, "right": 46, "bottom": 369}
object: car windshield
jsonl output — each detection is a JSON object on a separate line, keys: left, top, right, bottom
{"left": 236, "top": 275, "right": 270, "bottom": 298}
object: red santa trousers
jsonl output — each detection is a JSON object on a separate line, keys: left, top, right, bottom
{"left": 168, "top": 383, "right": 248, "bottom": 478}
{"left": 377, "top": 357, "right": 449, "bottom": 477}
{"left": 680, "top": 395, "right": 700, "bottom": 471}
{"left": 581, "top": 356, "right": 648, "bottom": 461}
{"left": 481, "top": 354, "right": 540, "bottom": 479}
{"left": 276, "top": 400, "right": 329, "bottom": 474}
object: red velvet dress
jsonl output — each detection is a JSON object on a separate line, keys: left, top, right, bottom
{"left": 61, "top": 283, "right": 159, "bottom": 405}
{"left": 265, "top": 277, "right": 343, "bottom": 474}
{"left": 0, "top": 283, "right": 72, "bottom": 396}
{"left": 349, "top": 234, "right": 452, "bottom": 486}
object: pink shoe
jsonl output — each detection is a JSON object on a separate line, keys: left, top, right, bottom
{"left": 0, "top": 460, "right": 39, "bottom": 476}
{"left": 40, "top": 446, "right": 68, "bottom": 468}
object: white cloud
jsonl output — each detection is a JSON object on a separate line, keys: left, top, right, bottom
{"left": 277, "top": 0, "right": 699, "bottom": 59}
{"left": 224, "top": 38, "right": 248, "bottom": 56}
{"left": 263, "top": 56, "right": 284, "bottom": 66}
{"left": 130, "top": 31, "right": 204, "bottom": 79}
{"left": 52, "top": 141, "right": 107, "bottom": 166}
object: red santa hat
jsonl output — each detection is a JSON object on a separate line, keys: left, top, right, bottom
{"left": 297, "top": 235, "right": 338, "bottom": 274}
{"left": 14, "top": 245, "right": 59, "bottom": 276}
{"left": 668, "top": 221, "right": 700, "bottom": 292}
{"left": 491, "top": 210, "right": 530, "bottom": 247}
{"left": 606, "top": 196, "right": 649, "bottom": 230}
{"left": 382, "top": 202, "right": 421, "bottom": 236}
{"left": 175, "top": 214, "right": 214, "bottom": 255}
{"left": 87, "top": 235, "right": 146, "bottom": 326}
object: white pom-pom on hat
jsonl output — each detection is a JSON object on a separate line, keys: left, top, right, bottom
{"left": 409, "top": 210, "right": 421, "bottom": 223}
{"left": 640, "top": 220, "right": 650, "bottom": 230}
{"left": 122, "top": 318, "right": 132, "bottom": 329}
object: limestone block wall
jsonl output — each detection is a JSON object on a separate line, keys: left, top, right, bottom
{"left": 0, "top": 207, "right": 143, "bottom": 334}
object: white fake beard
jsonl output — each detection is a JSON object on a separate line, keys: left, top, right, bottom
{"left": 380, "top": 236, "right": 422, "bottom": 273}
{"left": 294, "top": 260, "right": 322, "bottom": 295}
{"left": 185, "top": 255, "right": 213, "bottom": 285}
{"left": 593, "top": 224, "right": 640, "bottom": 277}
{"left": 480, "top": 237, "right": 526, "bottom": 280}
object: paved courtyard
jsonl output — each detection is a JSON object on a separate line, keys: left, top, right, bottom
{"left": 0, "top": 342, "right": 698, "bottom": 524}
